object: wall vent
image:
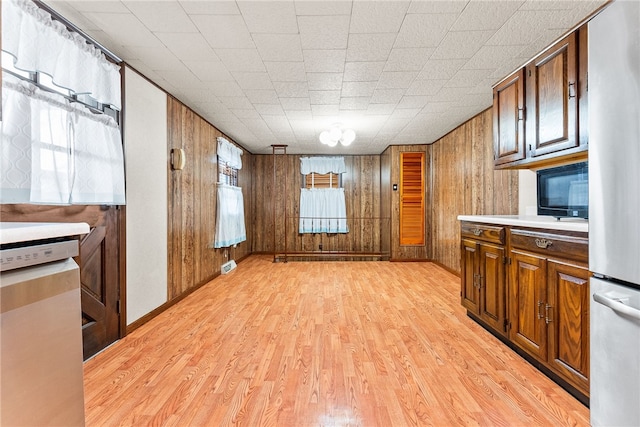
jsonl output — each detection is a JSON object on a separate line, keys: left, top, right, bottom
{"left": 221, "top": 260, "right": 237, "bottom": 274}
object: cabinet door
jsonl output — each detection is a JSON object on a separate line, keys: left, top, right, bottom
{"left": 493, "top": 69, "right": 526, "bottom": 166}
{"left": 527, "top": 32, "right": 578, "bottom": 158}
{"left": 461, "top": 239, "right": 479, "bottom": 314}
{"left": 479, "top": 243, "right": 506, "bottom": 334}
{"left": 399, "top": 152, "right": 425, "bottom": 246}
{"left": 509, "top": 250, "right": 547, "bottom": 361}
{"left": 547, "top": 260, "right": 589, "bottom": 394}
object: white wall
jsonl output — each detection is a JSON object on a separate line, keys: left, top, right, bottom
{"left": 124, "top": 66, "right": 168, "bottom": 325}
{"left": 519, "top": 169, "right": 537, "bottom": 216}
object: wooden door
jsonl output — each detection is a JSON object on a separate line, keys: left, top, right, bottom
{"left": 546, "top": 260, "right": 589, "bottom": 394}
{"left": 509, "top": 250, "right": 547, "bottom": 361}
{"left": 76, "top": 207, "right": 121, "bottom": 360}
{"left": 527, "top": 32, "right": 578, "bottom": 157}
{"left": 493, "top": 69, "right": 526, "bottom": 166}
{"left": 461, "top": 239, "right": 479, "bottom": 313}
{"left": 399, "top": 152, "right": 425, "bottom": 245}
{"left": 479, "top": 242, "right": 506, "bottom": 334}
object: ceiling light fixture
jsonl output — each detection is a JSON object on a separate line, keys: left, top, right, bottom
{"left": 319, "top": 124, "right": 356, "bottom": 147}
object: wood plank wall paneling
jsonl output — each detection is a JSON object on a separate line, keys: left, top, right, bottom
{"left": 380, "top": 148, "right": 392, "bottom": 256}
{"left": 250, "top": 154, "right": 383, "bottom": 256}
{"left": 166, "top": 96, "right": 252, "bottom": 301}
{"left": 430, "top": 109, "right": 519, "bottom": 272}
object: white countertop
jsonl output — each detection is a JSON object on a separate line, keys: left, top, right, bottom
{"left": 457, "top": 215, "right": 588, "bottom": 233}
{"left": 0, "top": 222, "right": 90, "bottom": 244}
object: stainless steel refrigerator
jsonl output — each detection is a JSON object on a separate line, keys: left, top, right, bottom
{"left": 589, "top": 1, "right": 640, "bottom": 426}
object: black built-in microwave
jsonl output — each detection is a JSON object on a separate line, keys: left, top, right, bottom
{"left": 537, "top": 162, "right": 588, "bottom": 219}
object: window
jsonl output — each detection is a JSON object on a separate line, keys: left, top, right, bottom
{"left": 304, "top": 172, "right": 341, "bottom": 189}
{"left": 218, "top": 159, "right": 238, "bottom": 186}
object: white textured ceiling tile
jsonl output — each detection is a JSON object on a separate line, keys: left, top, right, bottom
{"left": 84, "top": 12, "right": 163, "bottom": 47}
{"left": 394, "top": 14, "right": 457, "bottom": 48}
{"left": 397, "top": 96, "right": 429, "bottom": 109}
{"left": 428, "top": 86, "right": 470, "bottom": 103}
{"left": 155, "top": 69, "right": 203, "bottom": 88}
{"left": 183, "top": 60, "right": 234, "bottom": 81}
{"left": 311, "top": 104, "right": 340, "bottom": 116}
{"left": 445, "top": 68, "right": 494, "bottom": 88}
{"left": 377, "top": 71, "right": 418, "bottom": 89}
{"left": 430, "top": 30, "right": 495, "bottom": 60}
{"left": 254, "top": 104, "right": 286, "bottom": 115}
{"left": 340, "top": 97, "right": 370, "bottom": 110}
{"left": 384, "top": 48, "right": 434, "bottom": 72}
{"left": 155, "top": 33, "right": 217, "bottom": 61}
{"left": 406, "top": 79, "right": 447, "bottom": 96}
{"left": 179, "top": 0, "right": 241, "bottom": 15}
{"left": 191, "top": 15, "right": 255, "bottom": 49}
{"left": 126, "top": 46, "right": 184, "bottom": 71}
{"left": 463, "top": 45, "right": 528, "bottom": 70}
{"left": 407, "top": 1, "right": 468, "bottom": 14}
{"left": 218, "top": 96, "right": 254, "bottom": 109}
{"left": 125, "top": 60, "right": 165, "bottom": 82}
{"left": 303, "top": 50, "right": 347, "bottom": 73}
{"left": 230, "top": 108, "right": 262, "bottom": 120}
{"left": 417, "top": 59, "right": 467, "bottom": 80}
{"left": 253, "top": 34, "right": 303, "bottom": 62}
{"left": 207, "top": 81, "right": 245, "bottom": 97}
{"left": 370, "top": 89, "right": 405, "bottom": 104}
{"left": 450, "top": 1, "right": 523, "bottom": 31}
{"left": 309, "top": 91, "right": 341, "bottom": 105}
{"left": 487, "top": 10, "right": 560, "bottom": 46}
{"left": 232, "top": 72, "right": 274, "bottom": 90}
{"left": 42, "top": 2, "right": 102, "bottom": 31}
{"left": 215, "top": 49, "right": 266, "bottom": 72}
{"left": 273, "top": 82, "right": 309, "bottom": 97}
{"left": 172, "top": 87, "right": 217, "bottom": 103}
{"left": 280, "top": 97, "right": 312, "bottom": 111}
{"left": 390, "top": 108, "right": 420, "bottom": 119}
{"left": 346, "top": 33, "right": 396, "bottom": 61}
{"left": 286, "top": 110, "right": 313, "bottom": 120}
{"left": 341, "top": 81, "right": 377, "bottom": 97}
{"left": 519, "top": 0, "right": 582, "bottom": 11}
{"left": 265, "top": 62, "right": 307, "bottom": 82}
{"left": 238, "top": 1, "right": 299, "bottom": 34}
{"left": 122, "top": 2, "right": 197, "bottom": 32}
{"left": 306, "top": 73, "right": 343, "bottom": 91}
{"left": 365, "top": 104, "right": 396, "bottom": 115}
{"left": 515, "top": 28, "right": 567, "bottom": 60}
{"left": 343, "top": 62, "right": 385, "bottom": 82}
{"left": 350, "top": 1, "right": 410, "bottom": 33}
{"left": 245, "top": 90, "right": 280, "bottom": 104}
{"left": 294, "top": 1, "right": 353, "bottom": 16}
{"left": 298, "top": 15, "right": 350, "bottom": 49}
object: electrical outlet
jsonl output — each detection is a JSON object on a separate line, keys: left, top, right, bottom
{"left": 319, "top": 244, "right": 323, "bottom": 251}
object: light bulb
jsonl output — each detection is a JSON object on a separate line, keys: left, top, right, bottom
{"left": 329, "top": 126, "right": 342, "bottom": 141}
{"left": 319, "top": 131, "right": 331, "bottom": 145}
{"left": 341, "top": 129, "right": 355, "bottom": 146}
{"left": 327, "top": 137, "right": 339, "bottom": 147}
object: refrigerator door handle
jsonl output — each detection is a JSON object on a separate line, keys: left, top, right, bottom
{"left": 593, "top": 293, "right": 640, "bottom": 320}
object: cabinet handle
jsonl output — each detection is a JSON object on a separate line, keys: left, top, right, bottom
{"left": 568, "top": 82, "right": 576, "bottom": 99}
{"left": 545, "top": 304, "right": 553, "bottom": 324}
{"left": 472, "top": 229, "right": 482, "bottom": 236}
{"left": 518, "top": 107, "right": 524, "bottom": 121}
{"left": 535, "top": 238, "right": 553, "bottom": 249}
{"left": 537, "top": 301, "right": 545, "bottom": 319}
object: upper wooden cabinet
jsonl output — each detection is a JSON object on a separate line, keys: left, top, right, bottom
{"left": 493, "top": 26, "right": 588, "bottom": 169}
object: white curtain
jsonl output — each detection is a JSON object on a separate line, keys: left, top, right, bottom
{"left": 217, "top": 137, "right": 242, "bottom": 169}
{"left": 1, "top": 75, "right": 125, "bottom": 204}
{"left": 299, "top": 188, "right": 348, "bottom": 234}
{"left": 300, "top": 156, "right": 346, "bottom": 175}
{"left": 214, "top": 184, "right": 246, "bottom": 248}
{"left": 2, "top": 0, "right": 122, "bottom": 109}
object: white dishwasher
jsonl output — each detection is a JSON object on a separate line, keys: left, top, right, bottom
{"left": 1, "top": 222, "right": 89, "bottom": 426}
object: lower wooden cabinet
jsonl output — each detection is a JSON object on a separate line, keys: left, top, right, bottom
{"left": 461, "top": 222, "right": 589, "bottom": 399}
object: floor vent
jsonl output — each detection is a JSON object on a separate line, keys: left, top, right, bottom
{"left": 221, "top": 260, "right": 237, "bottom": 274}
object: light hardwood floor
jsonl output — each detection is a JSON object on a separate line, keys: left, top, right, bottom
{"left": 84, "top": 255, "right": 589, "bottom": 426}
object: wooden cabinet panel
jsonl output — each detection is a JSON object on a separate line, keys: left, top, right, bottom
{"left": 547, "top": 260, "right": 589, "bottom": 393}
{"left": 493, "top": 69, "right": 526, "bottom": 166}
{"left": 510, "top": 250, "right": 548, "bottom": 360}
{"left": 400, "top": 152, "right": 425, "bottom": 246}
{"left": 479, "top": 243, "right": 506, "bottom": 332}
{"left": 461, "top": 239, "right": 479, "bottom": 313}
{"left": 510, "top": 228, "right": 588, "bottom": 263}
{"left": 527, "top": 33, "right": 578, "bottom": 157}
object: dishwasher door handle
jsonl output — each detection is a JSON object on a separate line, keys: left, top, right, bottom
{"left": 593, "top": 293, "right": 640, "bottom": 320}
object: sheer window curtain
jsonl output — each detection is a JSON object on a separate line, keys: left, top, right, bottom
{"left": 214, "top": 138, "right": 246, "bottom": 248}
{"left": 298, "top": 157, "right": 348, "bottom": 234}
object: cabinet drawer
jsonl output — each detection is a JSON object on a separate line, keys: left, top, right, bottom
{"left": 510, "top": 228, "right": 588, "bottom": 263}
{"left": 461, "top": 222, "right": 505, "bottom": 245}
